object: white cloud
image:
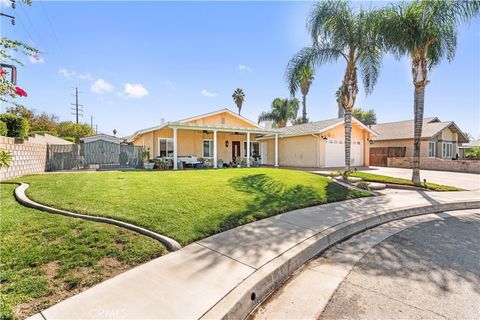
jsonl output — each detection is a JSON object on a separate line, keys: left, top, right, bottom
{"left": 29, "top": 55, "right": 45, "bottom": 64}
{"left": 58, "top": 68, "right": 76, "bottom": 78}
{"left": 238, "top": 64, "right": 253, "bottom": 73}
{"left": 0, "top": 0, "right": 12, "bottom": 8}
{"left": 91, "top": 79, "right": 114, "bottom": 94}
{"left": 78, "top": 73, "right": 94, "bottom": 81}
{"left": 124, "top": 83, "right": 149, "bottom": 98}
{"left": 201, "top": 89, "right": 218, "bottom": 97}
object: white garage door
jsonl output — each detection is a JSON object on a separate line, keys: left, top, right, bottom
{"left": 325, "top": 140, "right": 363, "bottom": 167}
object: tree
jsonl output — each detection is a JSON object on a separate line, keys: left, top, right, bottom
{"left": 7, "top": 106, "right": 59, "bottom": 135}
{"left": 287, "top": 0, "right": 383, "bottom": 171}
{"left": 258, "top": 98, "right": 297, "bottom": 128}
{"left": 232, "top": 88, "right": 245, "bottom": 115}
{"left": 380, "top": 0, "right": 479, "bottom": 185}
{"left": 286, "top": 64, "right": 314, "bottom": 124}
{"left": 466, "top": 146, "right": 480, "bottom": 160}
{"left": 57, "top": 121, "right": 94, "bottom": 143}
{"left": 0, "top": 114, "right": 29, "bottom": 138}
{"left": 352, "top": 108, "right": 377, "bottom": 126}
{"left": 335, "top": 86, "right": 344, "bottom": 118}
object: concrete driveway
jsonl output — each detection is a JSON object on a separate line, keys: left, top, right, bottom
{"left": 359, "top": 166, "right": 480, "bottom": 191}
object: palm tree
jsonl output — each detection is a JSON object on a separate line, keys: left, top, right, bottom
{"left": 258, "top": 98, "right": 297, "bottom": 128}
{"left": 380, "top": 0, "right": 479, "bottom": 185}
{"left": 286, "top": 64, "right": 314, "bottom": 124}
{"left": 287, "top": 0, "right": 383, "bottom": 171}
{"left": 232, "top": 88, "right": 245, "bottom": 115}
{"left": 335, "top": 86, "right": 344, "bottom": 118}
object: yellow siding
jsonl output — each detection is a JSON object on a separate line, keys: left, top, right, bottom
{"left": 185, "top": 111, "right": 258, "bottom": 128}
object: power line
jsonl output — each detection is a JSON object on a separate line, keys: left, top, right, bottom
{"left": 38, "top": 0, "right": 65, "bottom": 58}
{"left": 18, "top": 1, "right": 46, "bottom": 48}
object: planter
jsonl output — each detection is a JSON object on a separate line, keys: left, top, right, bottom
{"left": 144, "top": 162, "right": 155, "bottom": 170}
{"left": 195, "top": 163, "right": 204, "bottom": 169}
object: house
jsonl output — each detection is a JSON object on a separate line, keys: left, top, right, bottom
{"left": 80, "top": 133, "right": 125, "bottom": 144}
{"left": 369, "top": 117, "right": 469, "bottom": 166}
{"left": 127, "top": 108, "right": 375, "bottom": 169}
{"left": 26, "top": 133, "right": 74, "bottom": 145}
{"left": 459, "top": 139, "right": 480, "bottom": 159}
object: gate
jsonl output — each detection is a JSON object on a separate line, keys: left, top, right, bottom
{"left": 47, "top": 141, "right": 143, "bottom": 171}
{"left": 369, "top": 147, "right": 406, "bottom": 167}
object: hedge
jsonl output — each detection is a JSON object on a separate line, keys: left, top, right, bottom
{"left": 0, "top": 114, "right": 29, "bottom": 138}
{"left": 0, "top": 120, "right": 7, "bottom": 136}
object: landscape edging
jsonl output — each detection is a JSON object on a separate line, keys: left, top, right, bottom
{"left": 13, "top": 183, "right": 182, "bottom": 251}
{"left": 201, "top": 199, "right": 480, "bottom": 320}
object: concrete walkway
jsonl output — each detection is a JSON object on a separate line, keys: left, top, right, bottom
{"left": 31, "top": 190, "right": 480, "bottom": 320}
{"left": 359, "top": 166, "right": 480, "bottom": 191}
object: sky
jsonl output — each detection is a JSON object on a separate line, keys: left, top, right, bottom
{"left": 0, "top": 0, "right": 479, "bottom": 138}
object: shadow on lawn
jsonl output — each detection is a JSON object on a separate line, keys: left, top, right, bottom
{"left": 220, "top": 173, "right": 357, "bottom": 231}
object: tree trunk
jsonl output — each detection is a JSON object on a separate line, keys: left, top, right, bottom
{"left": 344, "top": 108, "right": 352, "bottom": 172}
{"left": 412, "top": 86, "right": 425, "bottom": 185}
{"left": 338, "top": 102, "right": 344, "bottom": 118}
{"left": 302, "top": 94, "right": 307, "bottom": 123}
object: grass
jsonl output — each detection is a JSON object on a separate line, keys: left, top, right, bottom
{"left": 0, "top": 183, "right": 165, "bottom": 320}
{"left": 349, "top": 172, "right": 462, "bottom": 191}
{"left": 18, "top": 168, "right": 370, "bottom": 246}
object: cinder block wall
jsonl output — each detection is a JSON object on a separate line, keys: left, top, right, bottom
{"left": 387, "top": 157, "right": 480, "bottom": 174}
{"left": 0, "top": 136, "right": 48, "bottom": 180}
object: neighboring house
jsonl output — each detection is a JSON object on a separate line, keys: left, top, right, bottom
{"left": 127, "top": 108, "right": 376, "bottom": 169}
{"left": 80, "top": 133, "right": 125, "bottom": 144}
{"left": 459, "top": 139, "right": 480, "bottom": 159}
{"left": 27, "top": 133, "right": 74, "bottom": 145}
{"left": 369, "top": 117, "right": 469, "bottom": 166}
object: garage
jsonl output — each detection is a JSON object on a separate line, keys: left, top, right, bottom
{"left": 325, "top": 139, "right": 363, "bottom": 167}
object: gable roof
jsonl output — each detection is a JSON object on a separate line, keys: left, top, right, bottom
{"left": 80, "top": 133, "right": 125, "bottom": 144}
{"left": 259, "top": 117, "right": 377, "bottom": 139}
{"left": 371, "top": 117, "right": 469, "bottom": 143}
{"left": 178, "top": 108, "right": 261, "bottom": 128}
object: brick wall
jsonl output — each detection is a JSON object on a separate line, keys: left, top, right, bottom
{"left": 387, "top": 157, "right": 480, "bottom": 174}
{"left": 0, "top": 136, "right": 48, "bottom": 180}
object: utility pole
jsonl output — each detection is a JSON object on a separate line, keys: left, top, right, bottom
{"left": 71, "top": 87, "right": 83, "bottom": 124}
{"left": 90, "top": 115, "right": 94, "bottom": 129}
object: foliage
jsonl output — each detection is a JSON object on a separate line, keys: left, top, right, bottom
{"left": 286, "top": 64, "right": 314, "bottom": 124}
{"left": 350, "top": 172, "right": 461, "bottom": 191}
{"left": 0, "top": 120, "right": 7, "bottom": 136}
{"left": 7, "top": 106, "right": 59, "bottom": 135}
{"left": 258, "top": 98, "right": 298, "bottom": 128}
{"left": 352, "top": 108, "right": 377, "bottom": 125}
{"left": 57, "top": 121, "right": 94, "bottom": 143}
{"left": 356, "top": 181, "right": 371, "bottom": 191}
{"left": 0, "top": 184, "right": 164, "bottom": 320}
{"left": 60, "top": 136, "right": 76, "bottom": 143}
{"left": 232, "top": 88, "right": 245, "bottom": 115}
{"left": 19, "top": 169, "right": 370, "bottom": 246}
{"left": 0, "top": 113, "right": 29, "bottom": 138}
{"left": 0, "top": 149, "right": 13, "bottom": 168}
{"left": 465, "top": 146, "right": 480, "bottom": 160}
{"left": 141, "top": 147, "right": 151, "bottom": 161}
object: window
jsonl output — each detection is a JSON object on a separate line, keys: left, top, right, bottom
{"left": 243, "top": 141, "right": 260, "bottom": 157}
{"left": 428, "top": 142, "right": 436, "bottom": 157}
{"left": 158, "top": 138, "right": 174, "bottom": 157}
{"left": 442, "top": 142, "right": 453, "bottom": 159}
{"left": 203, "top": 140, "right": 214, "bottom": 158}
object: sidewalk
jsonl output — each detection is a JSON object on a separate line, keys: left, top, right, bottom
{"left": 32, "top": 190, "right": 480, "bottom": 320}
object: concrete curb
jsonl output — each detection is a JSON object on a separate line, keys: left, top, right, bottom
{"left": 201, "top": 199, "right": 480, "bottom": 319}
{"left": 13, "top": 183, "right": 182, "bottom": 251}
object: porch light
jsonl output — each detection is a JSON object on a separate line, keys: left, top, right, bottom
{"left": 225, "top": 141, "right": 229, "bottom": 147}
{"left": 368, "top": 139, "right": 374, "bottom": 144}
{"left": 321, "top": 135, "right": 328, "bottom": 140}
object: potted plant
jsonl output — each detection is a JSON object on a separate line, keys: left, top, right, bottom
{"left": 155, "top": 158, "right": 168, "bottom": 170}
{"left": 141, "top": 148, "right": 155, "bottom": 170}
{"left": 217, "top": 159, "right": 224, "bottom": 169}
{"left": 252, "top": 154, "right": 261, "bottom": 167}
{"left": 196, "top": 157, "right": 204, "bottom": 169}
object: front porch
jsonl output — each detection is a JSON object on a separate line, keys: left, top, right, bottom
{"left": 162, "top": 123, "right": 280, "bottom": 170}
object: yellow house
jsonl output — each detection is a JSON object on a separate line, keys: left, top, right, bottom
{"left": 127, "top": 109, "right": 376, "bottom": 169}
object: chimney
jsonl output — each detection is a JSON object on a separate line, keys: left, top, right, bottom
{"left": 161, "top": 118, "right": 165, "bottom": 125}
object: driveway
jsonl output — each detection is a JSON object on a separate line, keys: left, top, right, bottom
{"left": 359, "top": 166, "right": 480, "bottom": 191}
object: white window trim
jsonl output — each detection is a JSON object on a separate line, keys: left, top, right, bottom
{"left": 442, "top": 142, "right": 453, "bottom": 159}
{"left": 242, "top": 140, "right": 260, "bottom": 158}
{"left": 158, "top": 137, "right": 174, "bottom": 158}
{"left": 202, "top": 139, "right": 214, "bottom": 158}
{"left": 428, "top": 141, "right": 436, "bottom": 157}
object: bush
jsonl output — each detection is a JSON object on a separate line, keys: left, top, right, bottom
{"left": 0, "top": 114, "right": 29, "bottom": 138}
{"left": 60, "top": 136, "right": 76, "bottom": 143}
{"left": 0, "top": 149, "right": 13, "bottom": 168}
{"left": 356, "top": 181, "right": 371, "bottom": 190}
{"left": 0, "top": 120, "right": 7, "bottom": 136}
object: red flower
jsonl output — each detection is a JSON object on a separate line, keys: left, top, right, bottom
{"left": 0, "top": 69, "right": 5, "bottom": 78}
{"left": 15, "top": 87, "right": 28, "bottom": 97}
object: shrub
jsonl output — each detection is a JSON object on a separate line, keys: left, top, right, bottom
{"left": 356, "top": 181, "right": 371, "bottom": 190}
{"left": 60, "top": 136, "right": 76, "bottom": 143}
{"left": 0, "top": 120, "right": 7, "bottom": 136}
{"left": 0, "top": 149, "right": 13, "bottom": 168}
{"left": 0, "top": 114, "right": 29, "bottom": 138}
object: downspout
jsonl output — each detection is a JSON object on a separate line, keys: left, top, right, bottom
{"left": 311, "top": 134, "right": 320, "bottom": 168}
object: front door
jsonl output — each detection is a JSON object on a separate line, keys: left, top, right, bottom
{"left": 232, "top": 141, "right": 241, "bottom": 162}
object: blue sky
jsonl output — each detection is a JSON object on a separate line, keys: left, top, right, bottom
{"left": 1, "top": 1, "right": 479, "bottom": 138}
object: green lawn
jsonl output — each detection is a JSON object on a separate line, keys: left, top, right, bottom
{"left": 349, "top": 172, "right": 461, "bottom": 191}
{"left": 19, "top": 168, "right": 369, "bottom": 246}
{"left": 0, "top": 184, "right": 165, "bottom": 320}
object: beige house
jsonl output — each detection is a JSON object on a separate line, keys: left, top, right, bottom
{"left": 127, "top": 109, "right": 375, "bottom": 169}
{"left": 370, "top": 117, "right": 469, "bottom": 165}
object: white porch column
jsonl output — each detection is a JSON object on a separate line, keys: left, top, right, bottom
{"left": 173, "top": 127, "right": 178, "bottom": 170}
{"left": 213, "top": 130, "right": 218, "bottom": 169}
{"left": 274, "top": 134, "right": 279, "bottom": 167}
{"left": 246, "top": 132, "right": 251, "bottom": 167}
